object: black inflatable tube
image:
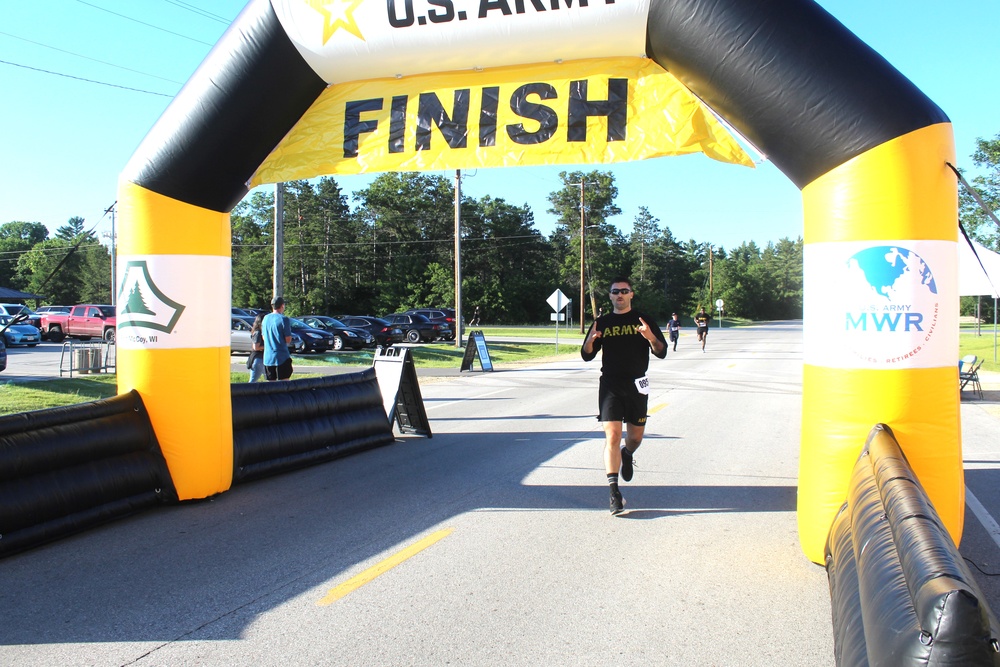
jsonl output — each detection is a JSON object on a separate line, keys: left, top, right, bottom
{"left": 827, "top": 503, "right": 870, "bottom": 666}
{"left": 231, "top": 369, "right": 395, "bottom": 484}
{"left": 121, "top": 0, "right": 327, "bottom": 213}
{"left": 645, "top": 0, "right": 949, "bottom": 188}
{"left": 826, "top": 425, "right": 1000, "bottom": 666}
{"left": 0, "top": 391, "right": 175, "bottom": 558}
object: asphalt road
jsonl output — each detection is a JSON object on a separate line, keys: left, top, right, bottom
{"left": 1, "top": 323, "right": 999, "bottom": 666}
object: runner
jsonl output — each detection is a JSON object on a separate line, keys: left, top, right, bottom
{"left": 694, "top": 306, "right": 711, "bottom": 352}
{"left": 581, "top": 277, "right": 667, "bottom": 515}
{"left": 667, "top": 312, "right": 681, "bottom": 352}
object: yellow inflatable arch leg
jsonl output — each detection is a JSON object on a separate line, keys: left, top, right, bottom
{"left": 798, "top": 123, "right": 961, "bottom": 564}
{"left": 116, "top": 181, "right": 234, "bottom": 500}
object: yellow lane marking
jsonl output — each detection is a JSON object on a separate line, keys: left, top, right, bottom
{"left": 316, "top": 528, "right": 454, "bottom": 606}
{"left": 648, "top": 403, "right": 668, "bottom": 414}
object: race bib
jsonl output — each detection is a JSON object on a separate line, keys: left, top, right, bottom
{"left": 634, "top": 375, "right": 651, "bottom": 395}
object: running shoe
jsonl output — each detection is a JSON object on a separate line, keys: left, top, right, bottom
{"left": 610, "top": 489, "right": 625, "bottom": 515}
{"left": 620, "top": 445, "right": 634, "bottom": 482}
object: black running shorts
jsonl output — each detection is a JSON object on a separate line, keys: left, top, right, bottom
{"left": 265, "top": 358, "right": 293, "bottom": 381}
{"left": 598, "top": 376, "right": 648, "bottom": 426}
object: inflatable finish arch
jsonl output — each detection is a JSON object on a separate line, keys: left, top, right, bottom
{"left": 118, "top": 0, "right": 959, "bottom": 564}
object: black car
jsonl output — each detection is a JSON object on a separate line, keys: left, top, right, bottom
{"left": 403, "top": 308, "right": 460, "bottom": 340}
{"left": 383, "top": 313, "right": 445, "bottom": 343}
{"left": 335, "top": 315, "right": 404, "bottom": 347}
{"left": 300, "top": 315, "right": 375, "bottom": 350}
{"left": 288, "top": 318, "right": 337, "bottom": 352}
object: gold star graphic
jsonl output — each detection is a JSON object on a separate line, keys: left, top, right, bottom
{"left": 305, "top": 0, "right": 366, "bottom": 44}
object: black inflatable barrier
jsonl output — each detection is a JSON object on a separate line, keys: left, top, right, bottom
{"left": 0, "top": 391, "right": 176, "bottom": 558}
{"left": 826, "top": 424, "right": 1000, "bottom": 666}
{"left": 231, "top": 368, "right": 395, "bottom": 484}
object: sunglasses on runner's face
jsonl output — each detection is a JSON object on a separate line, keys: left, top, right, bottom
{"left": 610, "top": 288, "right": 632, "bottom": 295}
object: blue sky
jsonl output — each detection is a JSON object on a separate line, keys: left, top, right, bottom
{"left": 1, "top": 1, "right": 998, "bottom": 251}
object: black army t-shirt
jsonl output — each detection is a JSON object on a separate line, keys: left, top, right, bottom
{"left": 581, "top": 310, "right": 667, "bottom": 380}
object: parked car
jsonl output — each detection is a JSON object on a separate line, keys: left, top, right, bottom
{"left": 300, "top": 315, "right": 375, "bottom": 350}
{"left": 335, "top": 315, "right": 404, "bottom": 347}
{"left": 288, "top": 318, "right": 336, "bottom": 352}
{"left": 0, "top": 304, "right": 41, "bottom": 329}
{"left": 0, "top": 335, "right": 6, "bottom": 372}
{"left": 233, "top": 306, "right": 268, "bottom": 318}
{"left": 403, "top": 308, "right": 460, "bottom": 340}
{"left": 230, "top": 316, "right": 304, "bottom": 354}
{"left": 35, "top": 305, "right": 71, "bottom": 314}
{"left": 39, "top": 304, "right": 116, "bottom": 343}
{"left": 0, "top": 315, "right": 41, "bottom": 347}
{"left": 383, "top": 312, "right": 445, "bottom": 343}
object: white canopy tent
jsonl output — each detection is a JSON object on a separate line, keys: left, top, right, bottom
{"left": 958, "top": 233, "right": 1000, "bottom": 362}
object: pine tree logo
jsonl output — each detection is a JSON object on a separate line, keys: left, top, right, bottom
{"left": 116, "top": 260, "right": 185, "bottom": 334}
{"left": 123, "top": 282, "right": 156, "bottom": 316}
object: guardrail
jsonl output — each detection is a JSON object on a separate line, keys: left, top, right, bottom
{"left": 826, "top": 424, "right": 1000, "bottom": 666}
{"left": 58, "top": 341, "right": 116, "bottom": 377}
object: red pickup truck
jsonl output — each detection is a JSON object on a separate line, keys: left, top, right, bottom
{"left": 41, "top": 304, "right": 117, "bottom": 343}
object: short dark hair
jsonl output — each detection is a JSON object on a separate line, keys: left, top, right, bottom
{"left": 609, "top": 277, "right": 632, "bottom": 289}
{"left": 271, "top": 296, "right": 285, "bottom": 309}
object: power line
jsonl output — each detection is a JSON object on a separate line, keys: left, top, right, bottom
{"left": 0, "top": 30, "right": 183, "bottom": 85}
{"left": 0, "top": 58, "right": 172, "bottom": 97}
{"left": 73, "top": 0, "right": 214, "bottom": 47}
{"left": 159, "top": 0, "right": 231, "bottom": 24}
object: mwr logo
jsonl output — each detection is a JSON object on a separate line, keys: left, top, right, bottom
{"left": 117, "top": 260, "right": 185, "bottom": 335}
{"left": 841, "top": 246, "right": 939, "bottom": 365}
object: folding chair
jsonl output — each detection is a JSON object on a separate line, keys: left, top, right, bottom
{"left": 960, "top": 359, "right": 984, "bottom": 399}
{"left": 960, "top": 354, "right": 977, "bottom": 373}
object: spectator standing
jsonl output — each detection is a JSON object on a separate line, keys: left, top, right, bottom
{"left": 263, "top": 296, "right": 293, "bottom": 381}
{"left": 247, "top": 313, "right": 265, "bottom": 382}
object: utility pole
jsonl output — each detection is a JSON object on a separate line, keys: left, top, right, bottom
{"left": 273, "top": 183, "right": 284, "bottom": 300}
{"left": 454, "top": 169, "right": 462, "bottom": 347}
{"left": 580, "top": 182, "right": 586, "bottom": 333}
{"left": 107, "top": 202, "right": 117, "bottom": 305}
{"left": 708, "top": 244, "right": 714, "bottom": 306}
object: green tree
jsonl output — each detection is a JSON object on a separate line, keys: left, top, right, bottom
{"left": 958, "top": 134, "right": 1000, "bottom": 322}
{"left": 0, "top": 221, "right": 48, "bottom": 290}
{"left": 15, "top": 216, "right": 107, "bottom": 304}
{"left": 461, "top": 196, "right": 553, "bottom": 323}
{"left": 231, "top": 190, "right": 275, "bottom": 311}
{"left": 547, "top": 170, "right": 622, "bottom": 321}
{"left": 625, "top": 209, "right": 695, "bottom": 322}
{"left": 959, "top": 134, "right": 1000, "bottom": 249}
{"left": 353, "top": 172, "right": 456, "bottom": 315}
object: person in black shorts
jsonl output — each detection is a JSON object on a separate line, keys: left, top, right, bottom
{"left": 694, "top": 306, "right": 711, "bottom": 352}
{"left": 667, "top": 312, "right": 681, "bottom": 352}
{"left": 581, "top": 277, "right": 667, "bottom": 515}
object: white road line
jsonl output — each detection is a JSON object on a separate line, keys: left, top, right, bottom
{"left": 967, "top": 486, "right": 1000, "bottom": 551}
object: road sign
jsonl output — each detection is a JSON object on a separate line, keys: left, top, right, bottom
{"left": 715, "top": 298, "right": 724, "bottom": 309}
{"left": 547, "top": 289, "right": 570, "bottom": 312}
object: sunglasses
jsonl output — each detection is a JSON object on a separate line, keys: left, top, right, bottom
{"left": 610, "top": 288, "right": 632, "bottom": 295}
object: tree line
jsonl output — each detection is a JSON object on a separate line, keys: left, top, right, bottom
{"left": 959, "top": 133, "right": 1000, "bottom": 322}
{"left": 1, "top": 170, "right": 804, "bottom": 325}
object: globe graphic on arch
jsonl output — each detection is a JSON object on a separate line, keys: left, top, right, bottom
{"left": 847, "top": 246, "right": 937, "bottom": 300}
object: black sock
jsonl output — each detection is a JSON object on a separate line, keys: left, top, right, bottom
{"left": 607, "top": 473, "right": 619, "bottom": 491}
